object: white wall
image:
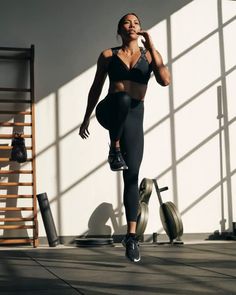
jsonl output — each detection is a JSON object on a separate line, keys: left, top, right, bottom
{"left": 0, "top": 0, "right": 235, "bottom": 241}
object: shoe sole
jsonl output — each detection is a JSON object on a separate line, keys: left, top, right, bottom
{"left": 123, "top": 240, "right": 141, "bottom": 262}
{"left": 126, "top": 253, "right": 141, "bottom": 263}
{"left": 110, "top": 166, "right": 128, "bottom": 171}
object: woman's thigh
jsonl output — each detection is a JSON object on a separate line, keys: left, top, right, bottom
{"left": 95, "top": 92, "right": 132, "bottom": 130}
{"left": 95, "top": 96, "right": 111, "bottom": 130}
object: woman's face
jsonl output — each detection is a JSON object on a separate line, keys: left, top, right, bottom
{"left": 119, "top": 14, "right": 141, "bottom": 40}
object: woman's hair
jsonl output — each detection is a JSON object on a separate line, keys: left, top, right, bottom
{"left": 117, "top": 13, "right": 141, "bottom": 35}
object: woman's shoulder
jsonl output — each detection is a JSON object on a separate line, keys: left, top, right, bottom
{"left": 100, "top": 48, "right": 112, "bottom": 58}
{"left": 100, "top": 46, "right": 121, "bottom": 58}
{"left": 97, "top": 48, "right": 116, "bottom": 68}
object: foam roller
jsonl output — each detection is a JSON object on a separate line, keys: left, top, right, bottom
{"left": 37, "top": 192, "right": 59, "bottom": 247}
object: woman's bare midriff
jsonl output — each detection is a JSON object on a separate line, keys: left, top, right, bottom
{"left": 108, "top": 80, "right": 147, "bottom": 101}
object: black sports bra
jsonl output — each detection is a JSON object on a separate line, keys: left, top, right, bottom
{"left": 108, "top": 47, "right": 152, "bottom": 85}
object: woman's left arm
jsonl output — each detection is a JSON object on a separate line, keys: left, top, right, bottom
{"left": 138, "top": 31, "right": 171, "bottom": 86}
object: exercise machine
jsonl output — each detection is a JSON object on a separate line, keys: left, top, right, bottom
{"left": 136, "top": 178, "right": 184, "bottom": 244}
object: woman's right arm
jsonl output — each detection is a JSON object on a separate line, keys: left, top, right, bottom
{"left": 79, "top": 51, "right": 109, "bottom": 139}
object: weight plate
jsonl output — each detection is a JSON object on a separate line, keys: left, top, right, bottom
{"left": 139, "top": 178, "right": 153, "bottom": 204}
{"left": 75, "top": 238, "right": 114, "bottom": 247}
{"left": 166, "top": 202, "right": 183, "bottom": 237}
{"left": 136, "top": 202, "right": 149, "bottom": 237}
{"left": 160, "top": 204, "right": 177, "bottom": 239}
{"left": 159, "top": 202, "right": 183, "bottom": 240}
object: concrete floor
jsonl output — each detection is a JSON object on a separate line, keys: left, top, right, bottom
{"left": 0, "top": 241, "right": 236, "bottom": 295}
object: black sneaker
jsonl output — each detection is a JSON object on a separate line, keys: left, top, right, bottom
{"left": 122, "top": 235, "right": 141, "bottom": 262}
{"left": 108, "top": 149, "right": 128, "bottom": 171}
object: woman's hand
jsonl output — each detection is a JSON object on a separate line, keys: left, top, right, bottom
{"left": 79, "top": 119, "right": 90, "bottom": 139}
{"left": 137, "top": 30, "right": 154, "bottom": 51}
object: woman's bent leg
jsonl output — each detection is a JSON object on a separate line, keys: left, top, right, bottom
{"left": 96, "top": 92, "right": 132, "bottom": 139}
{"left": 108, "top": 92, "right": 131, "bottom": 142}
{"left": 95, "top": 92, "right": 132, "bottom": 171}
{"left": 95, "top": 96, "right": 110, "bottom": 130}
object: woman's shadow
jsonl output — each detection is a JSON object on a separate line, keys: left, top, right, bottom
{"left": 85, "top": 202, "right": 127, "bottom": 241}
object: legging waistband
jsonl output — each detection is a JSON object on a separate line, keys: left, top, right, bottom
{"left": 105, "top": 91, "right": 144, "bottom": 107}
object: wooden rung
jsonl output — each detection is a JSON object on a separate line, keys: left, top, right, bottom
{"left": 0, "top": 182, "right": 33, "bottom": 186}
{"left": 0, "top": 99, "right": 31, "bottom": 103}
{"left": 0, "top": 134, "right": 32, "bottom": 138}
{"left": 0, "top": 158, "right": 32, "bottom": 162}
{"left": 0, "top": 194, "right": 33, "bottom": 198}
{"left": 0, "top": 122, "right": 32, "bottom": 126}
{"left": 0, "top": 170, "right": 33, "bottom": 174}
{"left": 0, "top": 238, "right": 33, "bottom": 245}
{"left": 0, "top": 207, "right": 33, "bottom": 211}
{"left": 0, "top": 87, "right": 31, "bottom": 92}
{"left": 0, "top": 225, "right": 34, "bottom": 230}
{"left": 0, "top": 217, "right": 34, "bottom": 222}
{"left": 0, "top": 111, "right": 32, "bottom": 115}
{"left": 0, "top": 146, "right": 32, "bottom": 150}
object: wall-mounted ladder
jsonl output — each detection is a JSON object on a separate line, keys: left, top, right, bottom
{"left": 0, "top": 45, "right": 38, "bottom": 247}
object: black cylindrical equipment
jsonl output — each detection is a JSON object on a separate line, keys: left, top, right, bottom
{"left": 37, "top": 192, "right": 59, "bottom": 247}
{"left": 233, "top": 222, "right": 236, "bottom": 236}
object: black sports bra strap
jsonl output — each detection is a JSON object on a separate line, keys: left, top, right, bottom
{"left": 140, "top": 47, "right": 147, "bottom": 55}
{"left": 111, "top": 47, "right": 119, "bottom": 55}
{"left": 112, "top": 47, "right": 147, "bottom": 56}
{"left": 140, "top": 47, "right": 148, "bottom": 62}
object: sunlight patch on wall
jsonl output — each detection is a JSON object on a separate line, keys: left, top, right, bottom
{"left": 60, "top": 167, "right": 119, "bottom": 236}
{"left": 59, "top": 125, "right": 109, "bottom": 191}
{"left": 36, "top": 144, "right": 57, "bottom": 198}
{"left": 181, "top": 186, "right": 222, "bottom": 233}
{"left": 222, "top": 0, "right": 236, "bottom": 22}
{"left": 223, "top": 20, "right": 236, "bottom": 71}
{"left": 171, "top": 0, "right": 218, "bottom": 58}
{"left": 175, "top": 85, "right": 220, "bottom": 160}
{"left": 56, "top": 63, "right": 112, "bottom": 194}
{"left": 173, "top": 33, "right": 221, "bottom": 108}
{"left": 142, "top": 119, "right": 172, "bottom": 177}
{"left": 144, "top": 19, "right": 170, "bottom": 130}
{"left": 144, "top": 77, "right": 170, "bottom": 130}
{"left": 177, "top": 136, "right": 221, "bottom": 214}
{"left": 229, "top": 123, "right": 236, "bottom": 173}
{"left": 147, "top": 19, "right": 168, "bottom": 64}
{"left": 58, "top": 64, "right": 109, "bottom": 137}
{"left": 226, "top": 70, "right": 236, "bottom": 121}
{"left": 36, "top": 92, "right": 56, "bottom": 151}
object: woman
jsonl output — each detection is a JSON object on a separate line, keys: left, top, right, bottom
{"left": 79, "top": 13, "right": 170, "bottom": 262}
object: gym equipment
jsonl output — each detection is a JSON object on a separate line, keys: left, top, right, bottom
{"left": 136, "top": 178, "right": 152, "bottom": 238}
{"left": 0, "top": 45, "right": 38, "bottom": 247}
{"left": 153, "top": 179, "right": 183, "bottom": 244}
{"left": 37, "top": 193, "right": 59, "bottom": 247}
{"left": 136, "top": 202, "right": 149, "bottom": 238}
{"left": 75, "top": 237, "right": 114, "bottom": 247}
{"left": 136, "top": 178, "right": 183, "bottom": 244}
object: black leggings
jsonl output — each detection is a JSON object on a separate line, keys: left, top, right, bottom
{"left": 95, "top": 92, "right": 144, "bottom": 222}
